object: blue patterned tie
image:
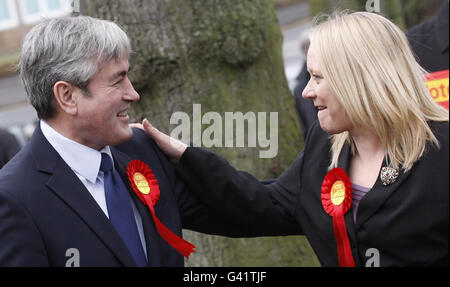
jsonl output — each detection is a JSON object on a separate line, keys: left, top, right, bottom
{"left": 100, "top": 153, "right": 147, "bottom": 267}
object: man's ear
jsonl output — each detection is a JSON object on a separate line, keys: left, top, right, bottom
{"left": 53, "top": 81, "right": 78, "bottom": 115}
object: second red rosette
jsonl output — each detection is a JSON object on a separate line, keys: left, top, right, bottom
{"left": 321, "top": 167, "right": 355, "bottom": 267}
{"left": 321, "top": 167, "right": 353, "bottom": 217}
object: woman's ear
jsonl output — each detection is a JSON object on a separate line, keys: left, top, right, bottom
{"left": 53, "top": 81, "right": 78, "bottom": 116}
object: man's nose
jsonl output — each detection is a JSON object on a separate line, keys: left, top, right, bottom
{"left": 123, "top": 77, "right": 140, "bottom": 102}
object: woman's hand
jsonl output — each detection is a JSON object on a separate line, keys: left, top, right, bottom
{"left": 131, "top": 119, "right": 187, "bottom": 164}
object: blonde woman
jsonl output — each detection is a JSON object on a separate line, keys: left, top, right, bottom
{"left": 140, "top": 12, "right": 449, "bottom": 266}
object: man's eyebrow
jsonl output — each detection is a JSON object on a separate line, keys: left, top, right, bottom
{"left": 110, "top": 66, "right": 132, "bottom": 81}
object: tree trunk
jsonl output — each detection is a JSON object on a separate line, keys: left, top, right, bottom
{"left": 83, "top": 0, "right": 319, "bottom": 266}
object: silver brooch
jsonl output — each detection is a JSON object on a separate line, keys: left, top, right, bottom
{"left": 380, "top": 166, "right": 399, "bottom": 186}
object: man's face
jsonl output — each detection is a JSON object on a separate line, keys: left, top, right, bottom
{"left": 73, "top": 57, "right": 139, "bottom": 150}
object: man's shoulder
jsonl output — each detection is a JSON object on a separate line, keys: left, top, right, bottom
{"left": 115, "top": 128, "right": 158, "bottom": 155}
{"left": 114, "top": 127, "right": 175, "bottom": 172}
{"left": 407, "top": 17, "right": 435, "bottom": 38}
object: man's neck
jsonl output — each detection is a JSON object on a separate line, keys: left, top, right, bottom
{"left": 44, "top": 117, "right": 105, "bottom": 151}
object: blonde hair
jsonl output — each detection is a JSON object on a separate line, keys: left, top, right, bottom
{"left": 310, "top": 11, "right": 448, "bottom": 171}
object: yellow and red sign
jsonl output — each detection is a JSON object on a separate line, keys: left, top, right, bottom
{"left": 425, "top": 70, "right": 449, "bottom": 110}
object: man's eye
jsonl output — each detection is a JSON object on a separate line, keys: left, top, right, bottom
{"left": 114, "top": 79, "right": 124, "bottom": 86}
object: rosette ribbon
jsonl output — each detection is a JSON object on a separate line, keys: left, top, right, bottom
{"left": 321, "top": 168, "right": 355, "bottom": 267}
{"left": 127, "top": 160, "right": 195, "bottom": 258}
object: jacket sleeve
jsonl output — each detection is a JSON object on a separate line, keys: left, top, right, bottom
{"left": 174, "top": 147, "right": 304, "bottom": 237}
{"left": 0, "top": 191, "right": 49, "bottom": 267}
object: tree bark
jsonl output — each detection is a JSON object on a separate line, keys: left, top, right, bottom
{"left": 83, "top": 0, "right": 318, "bottom": 266}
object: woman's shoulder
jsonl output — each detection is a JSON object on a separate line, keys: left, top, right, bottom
{"left": 421, "top": 121, "right": 449, "bottom": 165}
{"left": 429, "top": 120, "right": 449, "bottom": 131}
{"left": 429, "top": 121, "right": 449, "bottom": 145}
{"left": 303, "top": 120, "right": 332, "bottom": 158}
{"left": 304, "top": 120, "right": 329, "bottom": 143}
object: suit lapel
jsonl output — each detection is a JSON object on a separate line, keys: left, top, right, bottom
{"left": 338, "top": 140, "right": 412, "bottom": 230}
{"left": 31, "top": 126, "right": 137, "bottom": 267}
{"left": 355, "top": 158, "right": 411, "bottom": 230}
{"left": 335, "top": 140, "right": 412, "bottom": 265}
{"left": 46, "top": 164, "right": 137, "bottom": 267}
{"left": 111, "top": 148, "right": 162, "bottom": 266}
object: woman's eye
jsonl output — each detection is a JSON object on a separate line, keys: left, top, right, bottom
{"left": 313, "top": 75, "right": 322, "bottom": 82}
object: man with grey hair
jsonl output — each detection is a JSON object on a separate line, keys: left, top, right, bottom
{"left": 0, "top": 16, "right": 239, "bottom": 267}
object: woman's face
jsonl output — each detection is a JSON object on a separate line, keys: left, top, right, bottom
{"left": 302, "top": 43, "right": 354, "bottom": 134}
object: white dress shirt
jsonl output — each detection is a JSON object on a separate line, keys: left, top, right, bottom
{"left": 40, "top": 120, "right": 147, "bottom": 259}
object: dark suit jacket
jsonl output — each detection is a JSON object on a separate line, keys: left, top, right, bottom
{"left": 407, "top": 1, "right": 449, "bottom": 72}
{"left": 0, "top": 126, "right": 236, "bottom": 267}
{"left": 176, "top": 121, "right": 449, "bottom": 266}
{"left": 0, "top": 128, "right": 21, "bottom": 169}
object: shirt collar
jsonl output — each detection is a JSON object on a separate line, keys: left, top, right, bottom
{"left": 40, "top": 120, "right": 113, "bottom": 183}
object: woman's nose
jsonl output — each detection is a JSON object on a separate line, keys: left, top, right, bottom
{"left": 302, "top": 80, "right": 315, "bottom": 100}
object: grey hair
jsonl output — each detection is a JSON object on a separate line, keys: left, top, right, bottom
{"left": 19, "top": 16, "right": 131, "bottom": 119}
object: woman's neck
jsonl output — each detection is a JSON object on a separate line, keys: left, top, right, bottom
{"left": 350, "top": 128, "right": 385, "bottom": 161}
{"left": 348, "top": 128, "right": 385, "bottom": 188}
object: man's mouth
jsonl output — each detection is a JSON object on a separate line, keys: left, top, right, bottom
{"left": 117, "top": 109, "right": 129, "bottom": 118}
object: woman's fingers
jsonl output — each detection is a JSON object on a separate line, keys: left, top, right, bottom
{"left": 142, "top": 119, "right": 187, "bottom": 164}
{"left": 129, "top": 123, "right": 144, "bottom": 130}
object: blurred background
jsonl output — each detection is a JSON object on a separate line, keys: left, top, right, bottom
{"left": 0, "top": 0, "right": 74, "bottom": 146}
{"left": 0, "top": 0, "right": 445, "bottom": 147}
{"left": 0, "top": 0, "right": 447, "bottom": 266}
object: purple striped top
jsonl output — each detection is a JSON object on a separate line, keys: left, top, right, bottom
{"left": 352, "top": 184, "right": 371, "bottom": 222}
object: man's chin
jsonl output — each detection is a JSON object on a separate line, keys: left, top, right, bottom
{"left": 112, "top": 127, "right": 134, "bottom": 145}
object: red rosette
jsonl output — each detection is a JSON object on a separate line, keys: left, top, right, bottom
{"left": 321, "top": 167, "right": 355, "bottom": 267}
{"left": 127, "top": 160, "right": 160, "bottom": 206}
{"left": 127, "top": 160, "right": 195, "bottom": 259}
{"left": 321, "top": 167, "right": 352, "bottom": 216}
